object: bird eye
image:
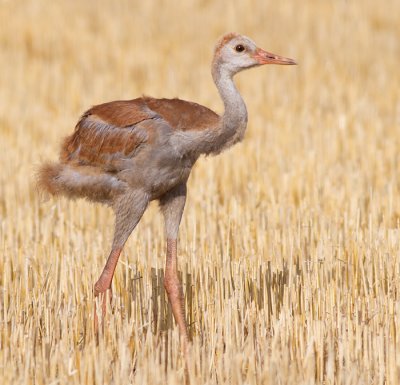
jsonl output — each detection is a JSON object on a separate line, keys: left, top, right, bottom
{"left": 235, "top": 44, "right": 245, "bottom": 53}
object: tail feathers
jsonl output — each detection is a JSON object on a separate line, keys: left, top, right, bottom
{"left": 36, "top": 162, "right": 125, "bottom": 203}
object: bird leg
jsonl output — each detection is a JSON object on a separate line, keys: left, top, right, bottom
{"left": 94, "top": 247, "right": 122, "bottom": 328}
{"left": 94, "top": 190, "right": 149, "bottom": 333}
{"left": 159, "top": 184, "right": 189, "bottom": 354}
{"left": 94, "top": 247, "right": 122, "bottom": 295}
{"left": 164, "top": 238, "right": 189, "bottom": 352}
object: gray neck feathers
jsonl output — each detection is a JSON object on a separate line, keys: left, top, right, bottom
{"left": 210, "top": 66, "right": 248, "bottom": 154}
{"left": 181, "top": 63, "right": 248, "bottom": 157}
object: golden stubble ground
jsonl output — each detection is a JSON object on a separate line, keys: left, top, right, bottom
{"left": 1, "top": 0, "right": 400, "bottom": 384}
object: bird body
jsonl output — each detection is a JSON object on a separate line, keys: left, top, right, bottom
{"left": 41, "top": 97, "right": 221, "bottom": 202}
{"left": 37, "top": 32, "right": 296, "bottom": 353}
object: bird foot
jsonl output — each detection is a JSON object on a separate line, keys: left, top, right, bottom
{"left": 180, "top": 333, "right": 190, "bottom": 355}
{"left": 93, "top": 285, "right": 113, "bottom": 335}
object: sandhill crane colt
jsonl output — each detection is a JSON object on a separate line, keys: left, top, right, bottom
{"left": 38, "top": 33, "right": 296, "bottom": 352}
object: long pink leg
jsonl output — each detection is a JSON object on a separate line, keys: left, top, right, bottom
{"left": 94, "top": 247, "right": 123, "bottom": 295}
{"left": 94, "top": 247, "right": 122, "bottom": 331}
{"left": 159, "top": 183, "right": 189, "bottom": 354}
{"left": 164, "top": 238, "right": 189, "bottom": 352}
{"left": 94, "top": 190, "right": 148, "bottom": 332}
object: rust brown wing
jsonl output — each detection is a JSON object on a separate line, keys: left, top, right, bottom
{"left": 60, "top": 98, "right": 160, "bottom": 170}
{"left": 143, "top": 97, "right": 220, "bottom": 131}
{"left": 60, "top": 97, "right": 220, "bottom": 170}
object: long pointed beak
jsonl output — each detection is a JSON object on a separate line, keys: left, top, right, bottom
{"left": 253, "top": 47, "right": 297, "bottom": 65}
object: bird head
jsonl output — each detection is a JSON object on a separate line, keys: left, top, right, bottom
{"left": 213, "top": 33, "right": 296, "bottom": 76}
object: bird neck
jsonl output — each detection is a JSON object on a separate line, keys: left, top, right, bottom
{"left": 207, "top": 65, "right": 248, "bottom": 155}
{"left": 170, "top": 63, "right": 248, "bottom": 158}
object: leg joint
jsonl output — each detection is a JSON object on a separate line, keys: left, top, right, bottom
{"left": 94, "top": 280, "right": 110, "bottom": 296}
{"left": 164, "top": 274, "right": 182, "bottom": 298}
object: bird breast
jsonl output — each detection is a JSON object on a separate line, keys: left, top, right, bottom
{"left": 118, "top": 136, "right": 195, "bottom": 200}
{"left": 148, "top": 143, "right": 194, "bottom": 199}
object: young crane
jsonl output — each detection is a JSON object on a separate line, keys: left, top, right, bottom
{"left": 38, "top": 33, "right": 296, "bottom": 352}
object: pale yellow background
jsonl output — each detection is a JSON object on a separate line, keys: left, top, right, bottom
{"left": 1, "top": 0, "right": 399, "bottom": 384}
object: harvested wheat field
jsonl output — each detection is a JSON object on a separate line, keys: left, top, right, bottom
{"left": 1, "top": 0, "right": 400, "bottom": 384}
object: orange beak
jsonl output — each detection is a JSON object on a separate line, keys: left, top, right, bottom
{"left": 253, "top": 47, "right": 297, "bottom": 65}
